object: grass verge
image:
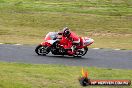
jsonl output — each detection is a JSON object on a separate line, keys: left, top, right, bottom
{"left": 0, "top": 62, "right": 131, "bottom": 88}
{"left": 0, "top": 0, "right": 132, "bottom": 49}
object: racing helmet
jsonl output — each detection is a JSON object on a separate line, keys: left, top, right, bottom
{"left": 63, "top": 27, "right": 71, "bottom": 37}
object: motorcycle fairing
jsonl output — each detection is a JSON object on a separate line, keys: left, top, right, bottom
{"left": 82, "top": 37, "right": 94, "bottom": 46}
{"left": 42, "top": 32, "right": 58, "bottom": 45}
{"left": 45, "top": 32, "right": 58, "bottom": 40}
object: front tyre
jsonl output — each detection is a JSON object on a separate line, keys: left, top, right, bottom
{"left": 35, "top": 45, "right": 49, "bottom": 56}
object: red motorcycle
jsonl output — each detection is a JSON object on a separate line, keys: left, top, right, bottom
{"left": 35, "top": 32, "right": 94, "bottom": 57}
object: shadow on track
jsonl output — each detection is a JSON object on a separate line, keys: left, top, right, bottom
{"left": 35, "top": 55, "right": 87, "bottom": 60}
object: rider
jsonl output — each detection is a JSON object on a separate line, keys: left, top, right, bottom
{"left": 58, "top": 27, "right": 80, "bottom": 55}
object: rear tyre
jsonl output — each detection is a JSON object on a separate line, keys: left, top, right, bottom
{"left": 35, "top": 45, "right": 49, "bottom": 56}
{"left": 81, "top": 47, "right": 88, "bottom": 56}
{"left": 74, "top": 47, "right": 88, "bottom": 57}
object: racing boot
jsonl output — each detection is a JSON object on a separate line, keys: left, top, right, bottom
{"left": 67, "top": 46, "right": 74, "bottom": 55}
{"left": 67, "top": 50, "right": 74, "bottom": 55}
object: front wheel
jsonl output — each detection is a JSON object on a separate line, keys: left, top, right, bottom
{"left": 35, "top": 45, "right": 50, "bottom": 56}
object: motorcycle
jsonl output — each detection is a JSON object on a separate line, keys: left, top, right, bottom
{"left": 35, "top": 32, "right": 94, "bottom": 57}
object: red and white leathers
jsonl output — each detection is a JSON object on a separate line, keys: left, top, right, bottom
{"left": 59, "top": 31, "right": 80, "bottom": 55}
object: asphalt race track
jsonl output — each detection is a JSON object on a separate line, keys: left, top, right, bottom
{"left": 0, "top": 44, "right": 132, "bottom": 69}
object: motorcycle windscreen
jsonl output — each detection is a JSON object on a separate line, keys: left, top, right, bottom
{"left": 44, "top": 32, "right": 58, "bottom": 40}
{"left": 82, "top": 37, "right": 94, "bottom": 46}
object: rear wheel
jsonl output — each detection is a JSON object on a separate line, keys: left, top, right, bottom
{"left": 81, "top": 47, "right": 88, "bottom": 56}
{"left": 35, "top": 45, "right": 50, "bottom": 56}
{"left": 74, "top": 47, "right": 88, "bottom": 57}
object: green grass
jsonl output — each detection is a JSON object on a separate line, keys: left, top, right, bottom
{"left": 0, "top": 62, "right": 131, "bottom": 88}
{"left": 0, "top": 0, "right": 132, "bottom": 49}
